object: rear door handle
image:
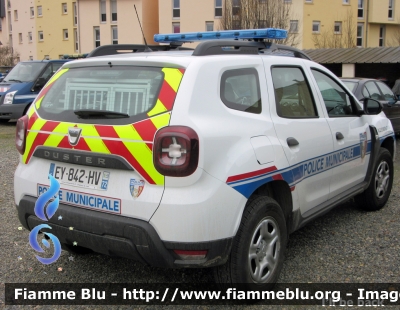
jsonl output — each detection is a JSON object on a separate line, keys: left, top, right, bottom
{"left": 336, "top": 132, "right": 344, "bottom": 140}
{"left": 287, "top": 137, "right": 299, "bottom": 147}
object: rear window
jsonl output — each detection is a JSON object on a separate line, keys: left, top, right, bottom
{"left": 342, "top": 81, "right": 357, "bottom": 93}
{"left": 38, "top": 66, "right": 164, "bottom": 124}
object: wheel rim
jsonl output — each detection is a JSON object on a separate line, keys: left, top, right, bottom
{"left": 375, "top": 160, "right": 390, "bottom": 199}
{"left": 248, "top": 216, "right": 281, "bottom": 283}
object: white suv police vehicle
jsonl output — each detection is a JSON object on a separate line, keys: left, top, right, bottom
{"left": 14, "top": 28, "right": 395, "bottom": 287}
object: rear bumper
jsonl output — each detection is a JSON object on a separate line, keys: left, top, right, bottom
{"left": 17, "top": 195, "right": 232, "bottom": 268}
{"left": 0, "top": 102, "right": 28, "bottom": 119}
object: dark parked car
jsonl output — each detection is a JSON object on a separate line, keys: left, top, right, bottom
{"left": 341, "top": 77, "right": 400, "bottom": 134}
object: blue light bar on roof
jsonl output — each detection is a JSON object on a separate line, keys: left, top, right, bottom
{"left": 154, "top": 28, "right": 287, "bottom": 43}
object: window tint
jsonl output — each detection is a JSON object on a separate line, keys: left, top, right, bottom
{"left": 364, "top": 82, "right": 383, "bottom": 101}
{"left": 220, "top": 68, "right": 261, "bottom": 114}
{"left": 376, "top": 81, "right": 396, "bottom": 101}
{"left": 271, "top": 67, "right": 317, "bottom": 118}
{"left": 312, "top": 69, "right": 354, "bottom": 117}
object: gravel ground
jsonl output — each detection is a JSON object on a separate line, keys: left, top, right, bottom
{"left": 1, "top": 120, "right": 400, "bottom": 310}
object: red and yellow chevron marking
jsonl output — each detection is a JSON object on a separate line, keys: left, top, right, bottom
{"left": 23, "top": 67, "right": 185, "bottom": 186}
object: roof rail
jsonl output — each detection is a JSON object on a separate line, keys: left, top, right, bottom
{"left": 192, "top": 40, "right": 311, "bottom": 60}
{"left": 87, "top": 43, "right": 193, "bottom": 57}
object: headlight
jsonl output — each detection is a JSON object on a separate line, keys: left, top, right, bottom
{"left": 4, "top": 91, "right": 17, "bottom": 104}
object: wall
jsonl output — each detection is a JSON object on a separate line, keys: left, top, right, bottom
{"left": 302, "top": 0, "right": 358, "bottom": 49}
{"left": 79, "top": 0, "right": 158, "bottom": 53}
{"left": 35, "top": 0, "right": 75, "bottom": 60}
{"left": 9, "top": 0, "right": 36, "bottom": 60}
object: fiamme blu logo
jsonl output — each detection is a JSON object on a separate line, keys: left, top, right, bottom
{"left": 29, "top": 174, "right": 62, "bottom": 264}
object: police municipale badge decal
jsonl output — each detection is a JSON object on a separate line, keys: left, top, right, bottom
{"left": 360, "top": 132, "right": 367, "bottom": 162}
{"left": 130, "top": 179, "right": 144, "bottom": 198}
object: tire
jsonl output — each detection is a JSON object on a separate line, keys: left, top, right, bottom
{"left": 355, "top": 148, "right": 393, "bottom": 211}
{"left": 214, "top": 196, "right": 287, "bottom": 289}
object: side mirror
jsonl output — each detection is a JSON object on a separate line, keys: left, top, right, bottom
{"left": 363, "top": 98, "right": 382, "bottom": 115}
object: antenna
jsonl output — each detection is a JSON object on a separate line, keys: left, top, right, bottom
{"left": 134, "top": 4, "right": 152, "bottom": 52}
{"left": 42, "top": 48, "right": 54, "bottom": 61}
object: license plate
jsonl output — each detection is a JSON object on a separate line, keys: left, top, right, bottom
{"left": 49, "top": 163, "right": 110, "bottom": 191}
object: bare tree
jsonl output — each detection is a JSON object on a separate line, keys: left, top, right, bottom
{"left": 0, "top": 46, "right": 19, "bottom": 66}
{"left": 312, "top": 9, "right": 356, "bottom": 49}
{"left": 220, "top": 0, "right": 301, "bottom": 47}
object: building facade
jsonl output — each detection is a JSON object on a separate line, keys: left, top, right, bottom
{"left": 78, "top": 0, "right": 158, "bottom": 54}
{"left": 158, "top": 0, "right": 400, "bottom": 50}
{"left": 0, "top": 0, "right": 399, "bottom": 61}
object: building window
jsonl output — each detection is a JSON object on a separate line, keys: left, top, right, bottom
{"left": 358, "top": 0, "right": 364, "bottom": 18}
{"left": 74, "top": 29, "right": 79, "bottom": 52}
{"left": 100, "top": 0, "right": 106, "bottom": 22}
{"left": 389, "top": 0, "right": 394, "bottom": 19}
{"left": 44, "top": 55, "right": 49, "bottom": 60}
{"left": 173, "top": 0, "right": 180, "bottom": 18}
{"left": 172, "top": 22, "right": 180, "bottom": 33}
{"left": 28, "top": 32, "right": 32, "bottom": 42}
{"left": 284, "top": 0, "right": 292, "bottom": 3}
{"left": 29, "top": 56, "right": 33, "bottom": 60}
{"left": 38, "top": 31, "right": 44, "bottom": 42}
{"left": 14, "top": 10, "right": 18, "bottom": 20}
{"left": 289, "top": 20, "right": 298, "bottom": 33}
{"left": 379, "top": 25, "right": 385, "bottom": 47}
{"left": 215, "top": 0, "right": 222, "bottom": 17}
{"left": 63, "top": 29, "right": 69, "bottom": 40}
{"left": 312, "top": 21, "right": 320, "bottom": 33}
{"left": 343, "top": 0, "right": 350, "bottom": 4}
{"left": 232, "top": 0, "right": 240, "bottom": 15}
{"left": 94, "top": 27, "right": 100, "bottom": 47}
{"left": 206, "top": 21, "right": 214, "bottom": 31}
{"left": 357, "top": 23, "right": 363, "bottom": 46}
{"left": 111, "top": 0, "right": 117, "bottom": 22}
{"left": 334, "top": 21, "right": 342, "bottom": 34}
{"left": 73, "top": 3, "right": 78, "bottom": 26}
{"left": 18, "top": 33, "right": 22, "bottom": 43}
{"left": 8, "top": 12, "right": 11, "bottom": 33}
{"left": 37, "top": 6, "right": 42, "bottom": 16}
{"left": 305, "top": 0, "right": 312, "bottom": 3}
{"left": 111, "top": 26, "right": 118, "bottom": 44}
{"left": 62, "top": 3, "right": 67, "bottom": 14}
{"left": 30, "top": 7, "right": 34, "bottom": 18}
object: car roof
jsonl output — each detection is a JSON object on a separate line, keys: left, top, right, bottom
{"left": 20, "top": 59, "right": 70, "bottom": 64}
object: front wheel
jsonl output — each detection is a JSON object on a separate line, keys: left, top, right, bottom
{"left": 355, "top": 148, "right": 393, "bottom": 211}
{"left": 214, "top": 196, "right": 287, "bottom": 289}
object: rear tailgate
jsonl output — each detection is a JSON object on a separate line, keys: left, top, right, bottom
{"left": 15, "top": 65, "right": 185, "bottom": 221}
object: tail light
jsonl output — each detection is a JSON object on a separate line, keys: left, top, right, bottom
{"left": 16, "top": 115, "right": 29, "bottom": 155}
{"left": 153, "top": 126, "right": 199, "bottom": 177}
{"left": 174, "top": 250, "right": 207, "bottom": 260}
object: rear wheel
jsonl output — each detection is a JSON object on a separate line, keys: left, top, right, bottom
{"left": 214, "top": 196, "right": 287, "bottom": 289}
{"left": 355, "top": 148, "right": 393, "bottom": 211}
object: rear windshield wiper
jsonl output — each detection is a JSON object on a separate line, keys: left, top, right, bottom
{"left": 74, "top": 109, "right": 129, "bottom": 119}
{"left": 6, "top": 79, "right": 23, "bottom": 83}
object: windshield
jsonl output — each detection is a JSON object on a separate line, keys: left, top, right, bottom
{"left": 38, "top": 66, "right": 164, "bottom": 124}
{"left": 342, "top": 81, "right": 357, "bottom": 93}
{"left": 4, "top": 62, "right": 47, "bottom": 82}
